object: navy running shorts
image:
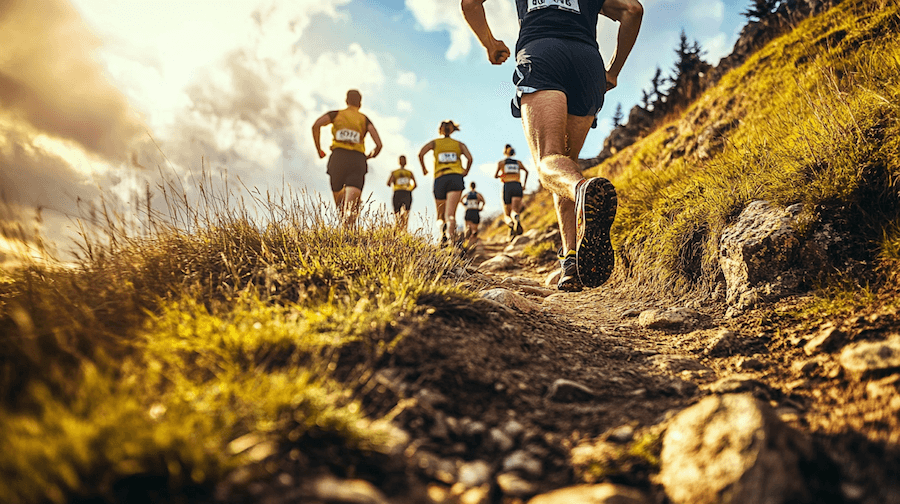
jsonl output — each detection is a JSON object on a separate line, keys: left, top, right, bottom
{"left": 503, "top": 181, "right": 524, "bottom": 204}
{"left": 392, "top": 190, "right": 412, "bottom": 213}
{"left": 433, "top": 173, "right": 465, "bottom": 200}
{"left": 511, "top": 37, "right": 606, "bottom": 124}
{"left": 327, "top": 148, "right": 367, "bottom": 192}
{"left": 465, "top": 209, "right": 481, "bottom": 225}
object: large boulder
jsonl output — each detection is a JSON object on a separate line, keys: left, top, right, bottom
{"left": 718, "top": 201, "right": 804, "bottom": 309}
{"left": 659, "top": 394, "right": 819, "bottom": 504}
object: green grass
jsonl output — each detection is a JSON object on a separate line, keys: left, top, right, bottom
{"left": 586, "top": 0, "right": 900, "bottom": 294}
{"left": 0, "top": 185, "right": 468, "bottom": 502}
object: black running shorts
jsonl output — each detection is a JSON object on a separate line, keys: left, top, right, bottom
{"left": 392, "top": 190, "right": 412, "bottom": 213}
{"left": 465, "top": 209, "right": 481, "bottom": 225}
{"left": 327, "top": 148, "right": 367, "bottom": 192}
{"left": 503, "top": 181, "right": 524, "bottom": 204}
{"left": 511, "top": 37, "right": 606, "bottom": 124}
{"left": 433, "top": 174, "right": 465, "bottom": 200}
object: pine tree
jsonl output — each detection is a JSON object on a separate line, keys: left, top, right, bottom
{"left": 742, "top": 0, "right": 780, "bottom": 21}
{"left": 612, "top": 103, "right": 624, "bottom": 127}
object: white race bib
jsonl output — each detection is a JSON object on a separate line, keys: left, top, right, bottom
{"left": 527, "top": 0, "right": 580, "bottom": 13}
{"left": 396, "top": 177, "right": 410, "bottom": 186}
{"left": 335, "top": 129, "right": 361, "bottom": 144}
{"left": 437, "top": 152, "right": 458, "bottom": 163}
{"left": 466, "top": 198, "right": 479, "bottom": 209}
{"left": 504, "top": 162, "right": 519, "bottom": 174}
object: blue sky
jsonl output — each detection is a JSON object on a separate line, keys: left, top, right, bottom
{"left": 1, "top": 0, "right": 753, "bottom": 252}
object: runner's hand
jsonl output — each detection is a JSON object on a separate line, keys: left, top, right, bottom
{"left": 318, "top": 148, "right": 326, "bottom": 159}
{"left": 605, "top": 71, "right": 618, "bottom": 91}
{"left": 487, "top": 39, "right": 510, "bottom": 65}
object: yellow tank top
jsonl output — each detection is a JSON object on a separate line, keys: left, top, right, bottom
{"left": 391, "top": 168, "right": 414, "bottom": 191}
{"left": 500, "top": 157, "right": 521, "bottom": 183}
{"left": 331, "top": 108, "right": 368, "bottom": 153}
{"left": 433, "top": 137, "right": 464, "bottom": 177}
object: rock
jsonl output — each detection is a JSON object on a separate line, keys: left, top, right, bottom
{"left": 718, "top": 201, "right": 803, "bottom": 307}
{"left": 637, "top": 307, "right": 705, "bottom": 332}
{"left": 505, "top": 234, "right": 536, "bottom": 255}
{"left": 736, "top": 357, "right": 767, "bottom": 371}
{"left": 704, "top": 329, "right": 740, "bottom": 356}
{"left": 839, "top": 335, "right": 900, "bottom": 381}
{"left": 502, "top": 450, "right": 543, "bottom": 477}
{"left": 659, "top": 393, "right": 815, "bottom": 504}
{"left": 478, "top": 254, "right": 518, "bottom": 271}
{"left": 528, "top": 484, "right": 651, "bottom": 504}
{"left": 311, "top": 475, "right": 390, "bottom": 504}
{"left": 705, "top": 374, "right": 770, "bottom": 395}
{"left": 502, "top": 419, "right": 526, "bottom": 439}
{"left": 646, "top": 354, "right": 712, "bottom": 375}
{"left": 480, "top": 288, "right": 541, "bottom": 313}
{"left": 803, "top": 323, "right": 845, "bottom": 355}
{"left": 489, "top": 427, "right": 515, "bottom": 452}
{"left": 457, "top": 484, "right": 491, "bottom": 504}
{"left": 520, "top": 285, "right": 554, "bottom": 297}
{"left": 497, "top": 473, "right": 539, "bottom": 498}
{"left": 458, "top": 460, "right": 492, "bottom": 488}
{"left": 546, "top": 378, "right": 596, "bottom": 403}
{"left": 545, "top": 269, "right": 562, "bottom": 287}
{"left": 621, "top": 308, "right": 642, "bottom": 317}
{"left": 502, "top": 276, "right": 541, "bottom": 287}
{"left": 607, "top": 425, "right": 635, "bottom": 444}
{"left": 866, "top": 374, "right": 900, "bottom": 400}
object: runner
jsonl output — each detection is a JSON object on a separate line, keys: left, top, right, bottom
{"left": 386, "top": 155, "right": 417, "bottom": 230}
{"left": 418, "top": 120, "right": 473, "bottom": 246}
{"left": 493, "top": 144, "right": 529, "bottom": 240}
{"left": 311, "top": 89, "right": 383, "bottom": 226}
{"left": 462, "top": 0, "right": 643, "bottom": 291}
{"left": 462, "top": 181, "right": 486, "bottom": 244}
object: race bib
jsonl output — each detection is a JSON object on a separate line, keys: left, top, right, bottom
{"left": 466, "top": 198, "right": 479, "bottom": 209}
{"left": 504, "top": 162, "right": 519, "bottom": 174}
{"left": 527, "top": 0, "right": 580, "bottom": 13}
{"left": 437, "top": 152, "right": 458, "bottom": 163}
{"left": 396, "top": 177, "right": 410, "bottom": 186}
{"left": 335, "top": 129, "right": 361, "bottom": 144}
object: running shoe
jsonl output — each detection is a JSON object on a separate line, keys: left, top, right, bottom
{"left": 514, "top": 214, "right": 523, "bottom": 236}
{"left": 557, "top": 248, "right": 582, "bottom": 292}
{"left": 508, "top": 221, "right": 516, "bottom": 239}
{"left": 574, "top": 177, "right": 617, "bottom": 288}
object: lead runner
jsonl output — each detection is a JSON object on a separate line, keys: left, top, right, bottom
{"left": 462, "top": 0, "right": 643, "bottom": 291}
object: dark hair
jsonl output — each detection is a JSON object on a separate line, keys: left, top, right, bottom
{"left": 398, "top": 155, "right": 407, "bottom": 165}
{"left": 439, "top": 120, "right": 460, "bottom": 134}
{"left": 346, "top": 89, "right": 362, "bottom": 107}
{"left": 504, "top": 144, "right": 515, "bottom": 156}
{"left": 470, "top": 182, "right": 476, "bottom": 189}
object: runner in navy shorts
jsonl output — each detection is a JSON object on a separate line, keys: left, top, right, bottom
{"left": 511, "top": 38, "right": 606, "bottom": 125}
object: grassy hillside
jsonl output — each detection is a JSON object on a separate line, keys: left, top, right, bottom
{"left": 579, "top": 0, "right": 900, "bottom": 294}
{"left": 0, "top": 193, "right": 470, "bottom": 502}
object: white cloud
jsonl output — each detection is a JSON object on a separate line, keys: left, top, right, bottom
{"left": 688, "top": 1, "right": 725, "bottom": 25}
{"left": 397, "top": 100, "right": 413, "bottom": 113}
{"left": 397, "top": 71, "right": 418, "bottom": 88}
{"left": 405, "top": 0, "right": 518, "bottom": 61}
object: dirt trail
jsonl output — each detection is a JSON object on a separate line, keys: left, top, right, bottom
{"left": 399, "top": 234, "right": 900, "bottom": 502}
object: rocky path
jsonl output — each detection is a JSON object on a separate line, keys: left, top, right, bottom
{"left": 227, "top": 230, "right": 900, "bottom": 504}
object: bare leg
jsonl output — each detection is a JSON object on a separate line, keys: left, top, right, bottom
{"left": 445, "top": 190, "right": 462, "bottom": 240}
{"left": 342, "top": 186, "right": 362, "bottom": 228}
{"left": 435, "top": 199, "right": 447, "bottom": 241}
{"left": 520, "top": 90, "right": 593, "bottom": 253}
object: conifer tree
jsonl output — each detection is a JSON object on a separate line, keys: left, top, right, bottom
{"left": 742, "top": 0, "right": 780, "bottom": 21}
{"left": 612, "top": 103, "right": 624, "bottom": 127}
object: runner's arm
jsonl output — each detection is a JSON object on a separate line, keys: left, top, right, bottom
{"left": 601, "top": 0, "right": 643, "bottom": 90}
{"left": 494, "top": 160, "right": 504, "bottom": 179}
{"left": 461, "top": 0, "right": 510, "bottom": 65}
{"left": 410, "top": 173, "right": 417, "bottom": 191}
{"left": 311, "top": 112, "right": 333, "bottom": 159}
{"left": 387, "top": 173, "right": 394, "bottom": 187}
{"left": 418, "top": 141, "right": 435, "bottom": 175}
{"left": 460, "top": 143, "right": 474, "bottom": 176}
{"left": 478, "top": 192, "right": 485, "bottom": 210}
{"left": 518, "top": 161, "right": 528, "bottom": 188}
{"left": 366, "top": 122, "right": 383, "bottom": 159}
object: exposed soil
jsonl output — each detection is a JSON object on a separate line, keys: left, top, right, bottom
{"left": 222, "top": 236, "right": 900, "bottom": 504}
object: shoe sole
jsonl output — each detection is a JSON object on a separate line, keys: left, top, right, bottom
{"left": 557, "top": 276, "right": 583, "bottom": 292}
{"left": 576, "top": 178, "right": 617, "bottom": 288}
